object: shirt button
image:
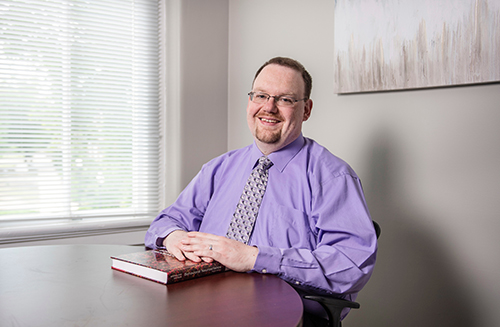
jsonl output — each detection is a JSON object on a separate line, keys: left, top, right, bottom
{"left": 262, "top": 269, "right": 267, "bottom": 273}
{"left": 295, "top": 281, "right": 300, "bottom": 285}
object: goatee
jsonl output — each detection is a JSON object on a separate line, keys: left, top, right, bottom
{"left": 255, "top": 127, "right": 281, "bottom": 144}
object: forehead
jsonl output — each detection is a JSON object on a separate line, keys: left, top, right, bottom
{"left": 253, "top": 64, "right": 304, "bottom": 95}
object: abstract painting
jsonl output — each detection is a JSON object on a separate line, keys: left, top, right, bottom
{"left": 334, "top": 0, "right": 500, "bottom": 93}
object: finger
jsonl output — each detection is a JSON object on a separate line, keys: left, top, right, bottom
{"left": 183, "top": 251, "right": 202, "bottom": 263}
{"left": 181, "top": 237, "right": 211, "bottom": 252}
{"left": 192, "top": 245, "right": 219, "bottom": 261}
{"left": 180, "top": 238, "right": 196, "bottom": 246}
{"left": 186, "top": 231, "right": 218, "bottom": 242}
{"left": 186, "top": 231, "right": 209, "bottom": 237}
{"left": 173, "top": 242, "right": 203, "bottom": 262}
{"left": 167, "top": 245, "right": 186, "bottom": 261}
{"left": 200, "top": 256, "right": 214, "bottom": 263}
{"left": 181, "top": 240, "right": 212, "bottom": 256}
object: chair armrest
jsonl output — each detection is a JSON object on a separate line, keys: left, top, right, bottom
{"left": 304, "top": 295, "right": 360, "bottom": 309}
{"left": 303, "top": 294, "right": 360, "bottom": 327}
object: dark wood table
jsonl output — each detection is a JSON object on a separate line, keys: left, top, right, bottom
{"left": 0, "top": 244, "right": 303, "bottom": 327}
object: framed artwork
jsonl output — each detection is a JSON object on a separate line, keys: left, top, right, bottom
{"left": 333, "top": 0, "right": 500, "bottom": 94}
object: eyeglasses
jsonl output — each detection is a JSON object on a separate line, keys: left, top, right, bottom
{"left": 248, "top": 92, "right": 307, "bottom": 108}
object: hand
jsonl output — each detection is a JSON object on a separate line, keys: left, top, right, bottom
{"left": 180, "top": 232, "right": 259, "bottom": 272}
{"left": 162, "top": 230, "right": 204, "bottom": 263}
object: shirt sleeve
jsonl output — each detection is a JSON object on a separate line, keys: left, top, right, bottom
{"left": 252, "top": 173, "right": 378, "bottom": 296}
{"left": 144, "top": 167, "right": 212, "bottom": 249}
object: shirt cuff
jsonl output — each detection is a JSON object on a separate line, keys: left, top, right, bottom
{"left": 156, "top": 236, "right": 166, "bottom": 249}
{"left": 252, "top": 245, "right": 282, "bottom": 274}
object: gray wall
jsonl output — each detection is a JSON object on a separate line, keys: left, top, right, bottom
{"left": 227, "top": 1, "right": 500, "bottom": 326}
{"left": 179, "top": 0, "right": 229, "bottom": 187}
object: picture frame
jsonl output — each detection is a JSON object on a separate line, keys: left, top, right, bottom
{"left": 333, "top": 0, "right": 500, "bottom": 94}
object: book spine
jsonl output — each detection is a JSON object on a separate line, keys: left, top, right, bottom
{"left": 167, "top": 264, "right": 226, "bottom": 284}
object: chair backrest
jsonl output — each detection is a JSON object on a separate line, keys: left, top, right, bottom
{"left": 303, "top": 220, "right": 382, "bottom": 327}
{"left": 373, "top": 220, "right": 381, "bottom": 239}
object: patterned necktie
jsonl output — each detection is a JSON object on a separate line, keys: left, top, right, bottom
{"left": 226, "top": 156, "right": 273, "bottom": 244}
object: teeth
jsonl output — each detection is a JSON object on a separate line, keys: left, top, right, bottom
{"left": 260, "top": 118, "right": 279, "bottom": 123}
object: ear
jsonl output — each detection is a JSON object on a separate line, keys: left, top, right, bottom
{"left": 303, "top": 99, "right": 313, "bottom": 121}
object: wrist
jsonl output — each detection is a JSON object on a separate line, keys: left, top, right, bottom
{"left": 246, "top": 246, "right": 259, "bottom": 271}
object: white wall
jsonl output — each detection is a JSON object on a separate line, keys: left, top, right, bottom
{"left": 228, "top": 1, "right": 500, "bottom": 326}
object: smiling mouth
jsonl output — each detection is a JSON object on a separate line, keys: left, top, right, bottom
{"left": 259, "top": 117, "right": 281, "bottom": 124}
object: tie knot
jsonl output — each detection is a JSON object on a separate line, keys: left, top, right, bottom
{"left": 258, "top": 156, "right": 273, "bottom": 170}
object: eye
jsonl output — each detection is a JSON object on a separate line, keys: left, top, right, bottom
{"left": 254, "top": 93, "right": 269, "bottom": 100}
{"left": 279, "top": 96, "right": 295, "bottom": 105}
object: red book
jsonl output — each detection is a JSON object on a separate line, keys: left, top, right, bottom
{"left": 111, "top": 250, "right": 227, "bottom": 284}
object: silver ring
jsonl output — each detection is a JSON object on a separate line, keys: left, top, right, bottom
{"left": 208, "top": 244, "right": 213, "bottom": 251}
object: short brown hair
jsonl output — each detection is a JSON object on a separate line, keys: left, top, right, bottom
{"left": 253, "top": 57, "right": 312, "bottom": 99}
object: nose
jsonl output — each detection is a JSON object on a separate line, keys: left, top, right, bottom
{"left": 262, "top": 96, "right": 278, "bottom": 113}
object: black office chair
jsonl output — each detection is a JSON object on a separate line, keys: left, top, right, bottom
{"left": 301, "top": 220, "right": 381, "bottom": 327}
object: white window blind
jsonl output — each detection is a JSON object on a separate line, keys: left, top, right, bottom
{"left": 0, "top": 0, "right": 162, "bottom": 243}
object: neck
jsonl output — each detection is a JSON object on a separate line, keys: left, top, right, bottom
{"left": 255, "top": 137, "right": 297, "bottom": 156}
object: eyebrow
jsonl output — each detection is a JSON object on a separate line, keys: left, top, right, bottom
{"left": 253, "top": 89, "right": 297, "bottom": 96}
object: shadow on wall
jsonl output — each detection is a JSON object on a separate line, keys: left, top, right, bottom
{"left": 345, "top": 129, "right": 477, "bottom": 327}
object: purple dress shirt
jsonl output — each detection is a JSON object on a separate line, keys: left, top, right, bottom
{"left": 145, "top": 135, "right": 377, "bottom": 311}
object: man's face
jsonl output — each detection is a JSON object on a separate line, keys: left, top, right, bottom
{"left": 247, "top": 64, "right": 312, "bottom": 155}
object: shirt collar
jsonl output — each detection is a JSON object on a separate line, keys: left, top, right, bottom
{"left": 250, "top": 134, "right": 305, "bottom": 173}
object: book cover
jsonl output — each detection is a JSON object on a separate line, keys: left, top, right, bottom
{"left": 111, "top": 250, "right": 227, "bottom": 284}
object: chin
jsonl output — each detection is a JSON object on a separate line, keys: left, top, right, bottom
{"left": 255, "top": 130, "right": 281, "bottom": 144}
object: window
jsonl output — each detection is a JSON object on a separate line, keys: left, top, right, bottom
{"left": 0, "top": 0, "right": 164, "bottom": 243}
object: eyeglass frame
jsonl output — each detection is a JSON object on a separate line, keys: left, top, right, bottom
{"left": 248, "top": 91, "right": 308, "bottom": 107}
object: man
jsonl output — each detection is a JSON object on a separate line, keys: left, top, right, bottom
{"left": 145, "top": 57, "right": 377, "bottom": 325}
